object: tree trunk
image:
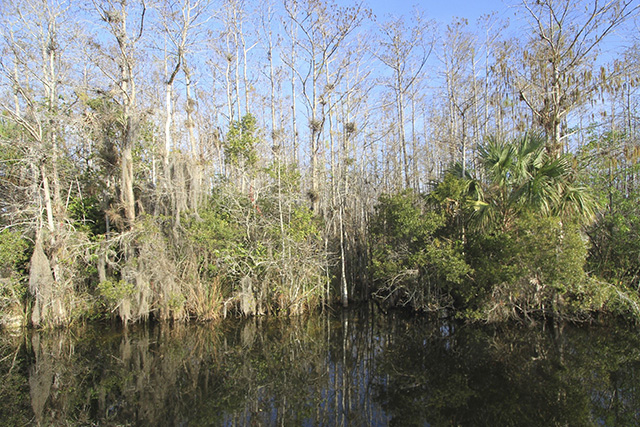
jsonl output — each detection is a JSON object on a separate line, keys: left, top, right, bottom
{"left": 29, "top": 233, "right": 59, "bottom": 327}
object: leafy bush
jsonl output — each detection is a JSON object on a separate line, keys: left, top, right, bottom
{"left": 184, "top": 195, "right": 245, "bottom": 283}
{"left": 479, "top": 212, "right": 591, "bottom": 322}
{"left": 68, "top": 195, "right": 106, "bottom": 236}
{"left": 369, "top": 190, "right": 470, "bottom": 312}
{"left": 586, "top": 189, "right": 640, "bottom": 287}
{"left": 0, "top": 230, "right": 29, "bottom": 320}
{"left": 224, "top": 114, "right": 259, "bottom": 168}
{"left": 96, "top": 280, "right": 135, "bottom": 307}
{"left": 183, "top": 183, "right": 325, "bottom": 316}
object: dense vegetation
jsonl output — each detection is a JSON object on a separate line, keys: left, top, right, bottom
{"left": 1, "top": 0, "right": 639, "bottom": 327}
{"left": 370, "top": 134, "right": 640, "bottom": 322}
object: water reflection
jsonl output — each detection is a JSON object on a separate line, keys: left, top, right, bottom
{"left": 1, "top": 308, "right": 640, "bottom": 426}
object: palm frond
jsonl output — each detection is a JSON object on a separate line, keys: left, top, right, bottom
{"left": 480, "top": 137, "right": 516, "bottom": 188}
{"left": 473, "top": 133, "right": 596, "bottom": 229}
{"left": 557, "top": 184, "right": 598, "bottom": 223}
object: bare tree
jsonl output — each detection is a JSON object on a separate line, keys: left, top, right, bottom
{"left": 283, "top": 0, "right": 370, "bottom": 212}
{"left": 0, "top": 0, "right": 83, "bottom": 326}
{"left": 512, "top": 0, "right": 639, "bottom": 156}
{"left": 92, "top": 0, "right": 148, "bottom": 228}
{"left": 156, "top": 0, "right": 212, "bottom": 222}
{"left": 374, "top": 10, "right": 434, "bottom": 189}
{"left": 157, "top": 0, "right": 208, "bottom": 162}
{"left": 440, "top": 18, "right": 479, "bottom": 178}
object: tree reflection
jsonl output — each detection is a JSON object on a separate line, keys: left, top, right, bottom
{"left": 1, "top": 311, "right": 640, "bottom": 425}
{"left": 373, "top": 319, "right": 640, "bottom": 426}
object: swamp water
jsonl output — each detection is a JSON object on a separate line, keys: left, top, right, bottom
{"left": 1, "top": 307, "right": 640, "bottom": 426}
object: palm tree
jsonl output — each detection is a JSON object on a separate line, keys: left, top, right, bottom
{"left": 432, "top": 133, "right": 600, "bottom": 321}
{"left": 457, "top": 133, "right": 597, "bottom": 231}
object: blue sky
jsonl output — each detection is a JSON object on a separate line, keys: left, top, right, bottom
{"left": 364, "top": 0, "right": 512, "bottom": 24}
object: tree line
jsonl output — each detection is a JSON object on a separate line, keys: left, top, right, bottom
{"left": 0, "top": 0, "right": 639, "bottom": 327}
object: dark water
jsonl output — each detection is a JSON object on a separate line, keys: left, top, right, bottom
{"left": 1, "top": 307, "right": 640, "bottom": 426}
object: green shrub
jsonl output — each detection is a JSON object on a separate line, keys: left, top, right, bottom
{"left": 68, "top": 195, "right": 106, "bottom": 236}
{"left": 96, "top": 280, "right": 135, "bottom": 307}
{"left": 0, "top": 230, "right": 29, "bottom": 317}
{"left": 587, "top": 192, "right": 640, "bottom": 289}
{"left": 479, "top": 212, "right": 591, "bottom": 321}
{"left": 369, "top": 190, "right": 470, "bottom": 312}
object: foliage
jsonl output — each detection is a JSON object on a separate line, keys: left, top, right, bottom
{"left": 464, "top": 208, "right": 640, "bottom": 323}
{"left": 427, "top": 172, "right": 466, "bottom": 228}
{"left": 80, "top": 94, "right": 124, "bottom": 175}
{"left": 183, "top": 181, "right": 325, "bottom": 316}
{"left": 417, "top": 134, "right": 617, "bottom": 322}
{"left": 286, "top": 205, "right": 319, "bottom": 243}
{"left": 477, "top": 213, "right": 590, "bottom": 322}
{"left": 96, "top": 279, "right": 135, "bottom": 309}
{"left": 369, "top": 190, "right": 470, "bottom": 312}
{"left": 587, "top": 194, "right": 640, "bottom": 288}
{"left": 0, "top": 230, "right": 29, "bottom": 321}
{"left": 0, "top": 230, "right": 29, "bottom": 278}
{"left": 68, "top": 195, "right": 106, "bottom": 236}
{"left": 0, "top": 0, "right": 636, "bottom": 327}
{"left": 224, "top": 114, "right": 259, "bottom": 168}
{"left": 183, "top": 195, "right": 246, "bottom": 306}
{"left": 578, "top": 131, "right": 640, "bottom": 290}
{"left": 185, "top": 197, "right": 244, "bottom": 271}
{"left": 462, "top": 134, "right": 597, "bottom": 231}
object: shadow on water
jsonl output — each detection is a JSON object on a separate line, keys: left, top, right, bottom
{"left": 1, "top": 306, "right": 640, "bottom": 426}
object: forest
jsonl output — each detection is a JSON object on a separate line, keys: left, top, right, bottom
{"left": 1, "top": 0, "right": 640, "bottom": 328}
